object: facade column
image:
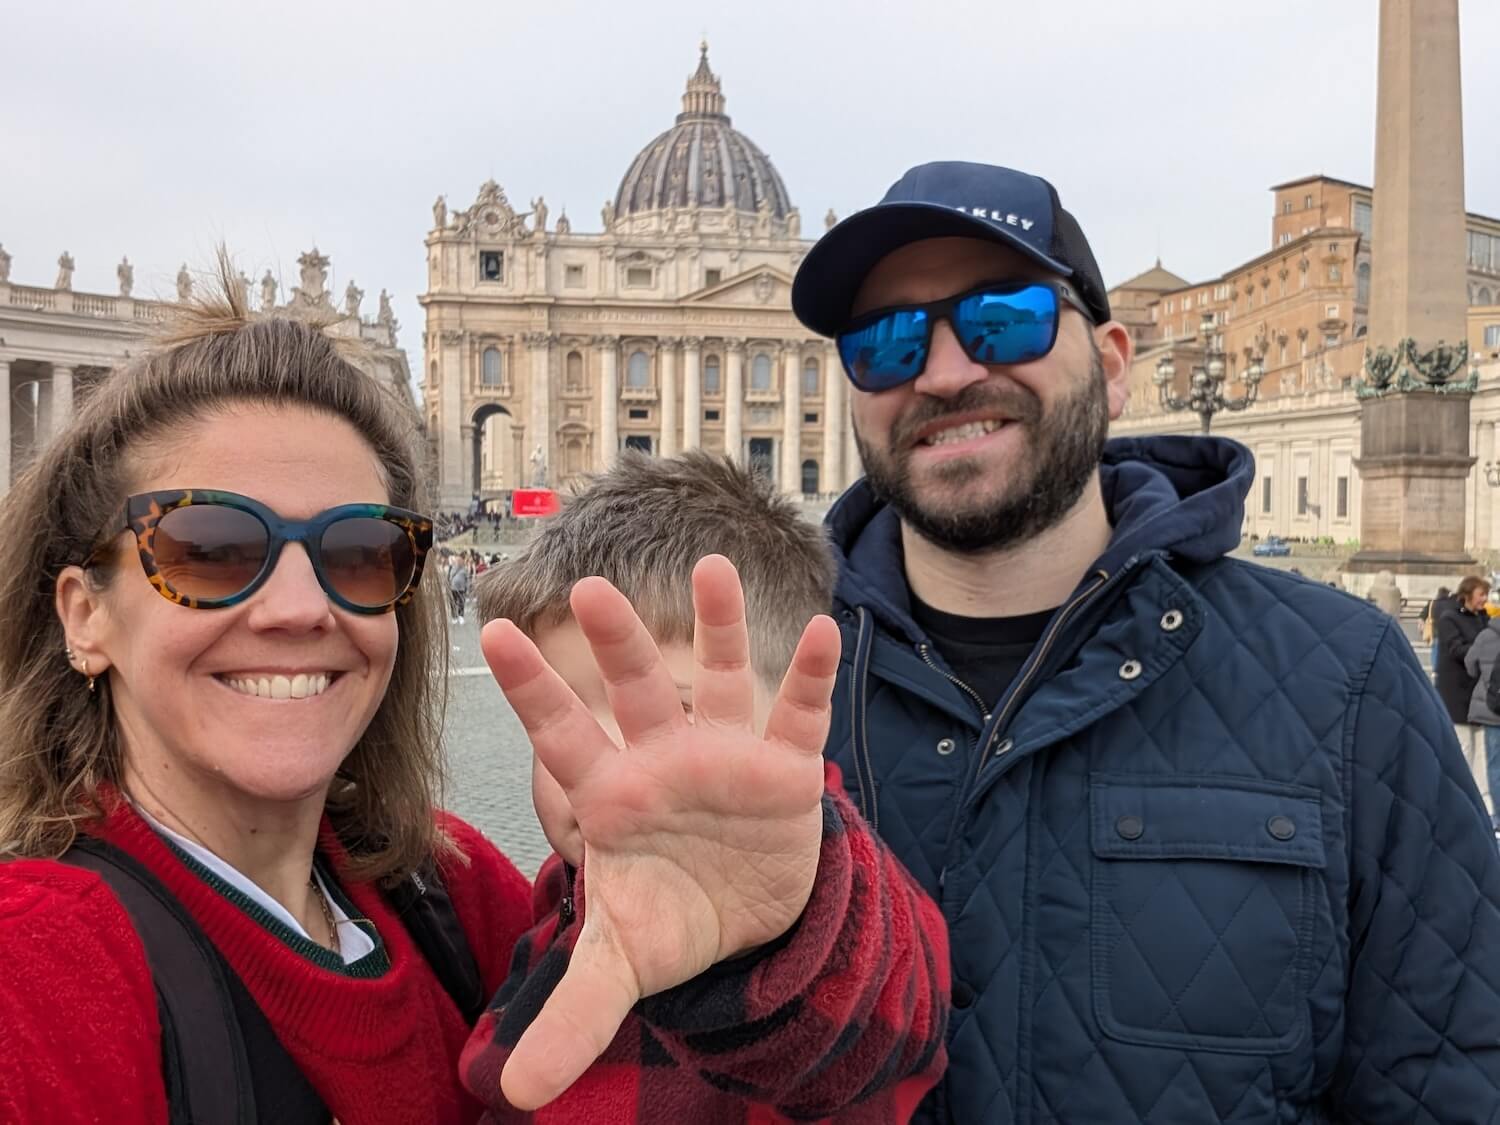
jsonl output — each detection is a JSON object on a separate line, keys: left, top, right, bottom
{"left": 681, "top": 337, "right": 702, "bottom": 450}
{"left": 659, "top": 337, "right": 679, "bottom": 458}
{"left": 525, "top": 332, "right": 553, "bottom": 485}
{"left": 725, "top": 340, "right": 745, "bottom": 464}
{"left": 821, "top": 343, "right": 844, "bottom": 497}
{"left": 844, "top": 391, "right": 862, "bottom": 489}
{"left": 780, "top": 345, "right": 802, "bottom": 494}
{"left": 51, "top": 365, "right": 74, "bottom": 439}
{"left": 439, "top": 330, "right": 466, "bottom": 508}
{"left": 597, "top": 335, "right": 619, "bottom": 469}
{"left": 0, "top": 359, "right": 10, "bottom": 495}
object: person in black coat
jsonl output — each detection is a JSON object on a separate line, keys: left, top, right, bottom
{"left": 1436, "top": 576, "right": 1491, "bottom": 761}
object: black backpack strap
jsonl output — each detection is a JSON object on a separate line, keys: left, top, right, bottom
{"left": 61, "top": 837, "right": 259, "bottom": 1125}
{"left": 387, "top": 858, "right": 488, "bottom": 1025}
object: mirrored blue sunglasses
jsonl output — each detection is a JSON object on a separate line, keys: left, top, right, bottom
{"left": 835, "top": 279, "right": 1091, "bottom": 392}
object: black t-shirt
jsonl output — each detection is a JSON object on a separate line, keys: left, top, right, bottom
{"left": 910, "top": 594, "right": 1057, "bottom": 711}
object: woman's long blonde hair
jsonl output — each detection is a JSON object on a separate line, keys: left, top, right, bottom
{"left": 0, "top": 259, "right": 450, "bottom": 882}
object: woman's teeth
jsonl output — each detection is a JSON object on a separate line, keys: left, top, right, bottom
{"left": 922, "top": 419, "right": 1003, "bottom": 446}
{"left": 221, "top": 673, "right": 333, "bottom": 700}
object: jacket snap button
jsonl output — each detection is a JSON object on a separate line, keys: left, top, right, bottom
{"left": 1160, "top": 609, "right": 1184, "bottom": 632}
{"left": 1267, "top": 815, "right": 1297, "bottom": 841}
{"left": 994, "top": 737, "right": 1014, "bottom": 755}
{"left": 1115, "top": 815, "right": 1145, "bottom": 840}
{"left": 1118, "top": 659, "right": 1143, "bottom": 681}
{"left": 953, "top": 981, "right": 976, "bottom": 1009}
{"left": 936, "top": 738, "right": 957, "bottom": 756}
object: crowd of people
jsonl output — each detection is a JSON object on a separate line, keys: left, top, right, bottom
{"left": 3, "top": 158, "right": 1499, "bottom": 1124}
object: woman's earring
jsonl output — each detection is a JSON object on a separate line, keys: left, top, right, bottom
{"left": 82, "top": 658, "right": 96, "bottom": 694}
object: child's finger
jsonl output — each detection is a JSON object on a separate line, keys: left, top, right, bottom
{"left": 761, "top": 615, "right": 841, "bottom": 756}
{"left": 690, "top": 555, "right": 756, "bottom": 728}
{"left": 570, "top": 577, "right": 692, "bottom": 748}
{"left": 480, "top": 619, "right": 617, "bottom": 792}
{"left": 499, "top": 928, "right": 640, "bottom": 1111}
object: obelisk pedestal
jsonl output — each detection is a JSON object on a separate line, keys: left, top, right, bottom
{"left": 1344, "top": 0, "right": 1479, "bottom": 598}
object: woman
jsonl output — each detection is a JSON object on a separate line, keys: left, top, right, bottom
{"left": 1462, "top": 612, "right": 1500, "bottom": 831}
{"left": 1436, "top": 575, "right": 1491, "bottom": 785}
{"left": 0, "top": 275, "right": 534, "bottom": 1123}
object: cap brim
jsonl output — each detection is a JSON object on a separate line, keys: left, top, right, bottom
{"left": 791, "top": 202, "right": 1074, "bottom": 338}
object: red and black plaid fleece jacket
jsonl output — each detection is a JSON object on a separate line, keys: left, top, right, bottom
{"left": 459, "top": 762, "right": 950, "bottom": 1123}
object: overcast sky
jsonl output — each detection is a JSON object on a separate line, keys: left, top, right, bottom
{"left": 4, "top": 0, "right": 1498, "bottom": 374}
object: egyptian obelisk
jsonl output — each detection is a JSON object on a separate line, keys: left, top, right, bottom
{"left": 1347, "top": 0, "right": 1477, "bottom": 592}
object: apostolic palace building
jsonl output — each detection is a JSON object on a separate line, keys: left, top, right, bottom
{"left": 419, "top": 46, "right": 854, "bottom": 510}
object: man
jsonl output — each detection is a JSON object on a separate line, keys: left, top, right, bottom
{"left": 791, "top": 161, "right": 1500, "bottom": 1122}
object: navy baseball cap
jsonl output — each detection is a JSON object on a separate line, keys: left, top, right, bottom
{"left": 792, "top": 161, "right": 1111, "bottom": 337}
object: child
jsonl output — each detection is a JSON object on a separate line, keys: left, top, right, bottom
{"left": 463, "top": 451, "right": 950, "bottom": 1123}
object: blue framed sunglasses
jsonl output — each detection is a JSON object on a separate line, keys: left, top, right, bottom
{"left": 836, "top": 279, "right": 1092, "bottom": 392}
{"left": 85, "top": 489, "right": 434, "bottom": 614}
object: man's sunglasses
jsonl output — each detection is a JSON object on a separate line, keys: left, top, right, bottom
{"left": 835, "top": 279, "right": 1091, "bottom": 392}
{"left": 86, "top": 490, "right": 434, "bottom": 614}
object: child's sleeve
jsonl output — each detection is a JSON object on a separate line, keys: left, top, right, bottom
{"left": 458, "top": 764, "right": 950, "bottom": 1121}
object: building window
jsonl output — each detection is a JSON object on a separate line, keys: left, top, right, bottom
{"left": 704, "top": 268, "right": 722, "bottom": 286}
{"left": 481, "top": 346, "right": 503, "bottom": 386}
{"left": 565, "top": 350, "right": 584, "bottom": 391}
{"left": 703, "top": 354, "right": 722, "bottom": 395}
{"left": 1354, "top": 199, "right": 1372, "bottom": 236}
{"left": 1324, "top": 332, "right": 1340, "bottom": 347}
{"left": 565, "top": 264, "right": 585, "bottom": 287}
{"left": 429, "top": 360, "right": 438, "bottom": 388}
{"left": 627, "top": 408, "right": 649, "bottom": 420}
{"left": 1357, "top": 261, "right": 1371, "bottom": 306}
{"left": 1304, "top": 193, "right": 1314, "bottom": 209}
{"left": 1297, "top": 477, "right": 1309, "bottom": 516}
{"left": 1326, "top": 304, "right": 1340, "bottom": 318}
{"left": 1261, "top": 477, "right": 1272, "bottom": 514}
{"left": 480, "top": 251, "right": 504, "bottom": 282}
{"left": 1328, "top": 264, "right": 1341, "bottom": 282}
{"left": 801, "top": 459, "right": 820, "bottom": 495}
{"left": 803, "top": 411, "right": 819, "bottom": 424}
{"left": 1278, "top": 233, "right": 1292, "bottom": 246}
{"left": 1283, "top": 200, "right": 1294, "bottom": 215}
{"left": 1479, "top": 286, "right": 1494, "bottom": 305}
{"left": 1484, "top": 325, "right": 1500, "bottom": 348}
{"left": 624, "top": 435, "right": 652, "bottom": 453}
{"left": 704, "top": 408, "right": 721, "bottom": 421}
{"left": 625, "top": 266, "right": 653, "bottom": 287}
{"left": 1336, "top": 476, "right": 1349, "bottom": 519}
{"left": 801, "top": 357, "right": 820, "bottom": 396}
{"left": 1279, "top": 340, "right": 1288, "bottom": 364}
{"left": 626, "top": 350, "right": 650, "bottom": 389}
{"left": 750, "top": 353, "right": 773, "bottom": 392}
{"left": 748, "top": 437, "right": 775, "bottom": 479}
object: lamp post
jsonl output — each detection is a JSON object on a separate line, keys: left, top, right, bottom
{"left": 1153, "top": 311, "right": 1266, "bottom": 434}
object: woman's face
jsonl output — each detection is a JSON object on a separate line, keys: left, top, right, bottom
{"left": 60, "top": 404, "right": 400, "bottom": 811}
{"left": 1468, "top": 585, "right": 1492, "bottom": 611}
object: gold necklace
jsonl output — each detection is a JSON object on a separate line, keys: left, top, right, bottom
{"left": 310, "top": 873, "right": 341, "bottom": 956}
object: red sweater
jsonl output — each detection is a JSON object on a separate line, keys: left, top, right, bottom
{"left": 0, "top": 799, "right": 533, "bottom": 1125}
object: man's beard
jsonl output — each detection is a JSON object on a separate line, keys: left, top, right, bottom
{"left": 854, "top": 348, "right": 1109, "bottom": 554}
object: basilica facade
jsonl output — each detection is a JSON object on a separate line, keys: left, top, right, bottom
{"left": 419, "top": 47, "right": 856, "bottom": 510}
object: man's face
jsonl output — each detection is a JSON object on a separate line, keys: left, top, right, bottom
{"left": 847, "top": 237, "right": 1131, "bottom": 553}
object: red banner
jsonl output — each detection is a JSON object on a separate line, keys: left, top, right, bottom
{"left": 511, "top": 488, "right": 560, "bottom": 517}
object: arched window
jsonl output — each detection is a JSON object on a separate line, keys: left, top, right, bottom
{"left": 801, "top": 357, "right": 820, "bottom": 396}
{"left": 750, "top": 353, "right": 773, "bottom": 391}
{"left": 703, "top": 354, "right": 722, "bottom": 395}
{"left": 481, "top": 346, "right": 503, "bottom": 386}
{"left": 1356, "top": 262, "right": 1371, "bottom": 307}
{"left": 801, "top": 459, "right": 820, "bottom": 496}
{"left": 565, "top": 350, "right": 584, "bottom": 391}
{"left": 627, "top": 350, "right": 649, "bottom": 389}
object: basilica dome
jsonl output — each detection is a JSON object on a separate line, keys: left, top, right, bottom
{"left": 613, "top": 45, "right": 793, "bottom": 219}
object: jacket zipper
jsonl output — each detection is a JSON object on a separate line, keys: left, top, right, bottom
{"left": 916, "top": 644, "right": 991, "bottom": 725}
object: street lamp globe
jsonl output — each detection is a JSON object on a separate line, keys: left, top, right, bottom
{"left": 1207, "top": 357, "right": 1226, "bottom": 379}
{"left": 1154, "top": 356, "right": 1175, "bottom": 386}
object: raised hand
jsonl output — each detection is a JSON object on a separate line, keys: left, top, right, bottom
{"left": 478, "top": 554, "right": 841, "bottom": 1111}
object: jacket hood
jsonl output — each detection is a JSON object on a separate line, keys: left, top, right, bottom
{"left": 826, "top": 435, "right": 1254, "bottom": 642}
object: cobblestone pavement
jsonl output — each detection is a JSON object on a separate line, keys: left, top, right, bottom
{"left": 440, "top": 613, "right": 552, "bottom": 880}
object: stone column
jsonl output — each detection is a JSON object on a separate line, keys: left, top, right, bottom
{"left": 51, "top": 365, "right": 73, "bottom": 439}
{"left": 659, "top": 338, "right": 679, "bottom": 458}
{"left": 597, "top": 335, "right": 619, "bottom": 469}
{"left": 525, "top": 332, "right": 552, "bottom": 485}
{"left": 682, "top": 337, "right": 702, "bottom": 450}
{"left": 821, "top": 343, "right": 844, "bottom": 496}
{"left": 439, "top": 330, "right": 466, "bottom": 508}
{"left": 725, "top": 340, "right": 745, "bottom": 464}
{"left": 780, "top": 345, "right": 802, "bottom": 494}
{"left": 1347, "top": 0, "right": 1476, "bottom": 591}
{"left": 0, "top": 359, "right": 10, "bottom": 495}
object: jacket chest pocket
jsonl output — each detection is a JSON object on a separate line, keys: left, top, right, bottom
{"left": 1088, "top": 773, "right": 1325, "bottom": 1055}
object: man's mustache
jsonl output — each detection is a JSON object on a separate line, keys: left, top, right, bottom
{"left": 889, "top": 385, "right": 1042, "bottom": 449}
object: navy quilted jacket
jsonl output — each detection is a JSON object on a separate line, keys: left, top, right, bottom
{"left": 825, "top": 434, "right": 1500, "bottom": 1124}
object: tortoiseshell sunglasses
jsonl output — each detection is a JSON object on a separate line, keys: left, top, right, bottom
{"left": 85, "top": 490, "right": 433, "bottom": 614}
